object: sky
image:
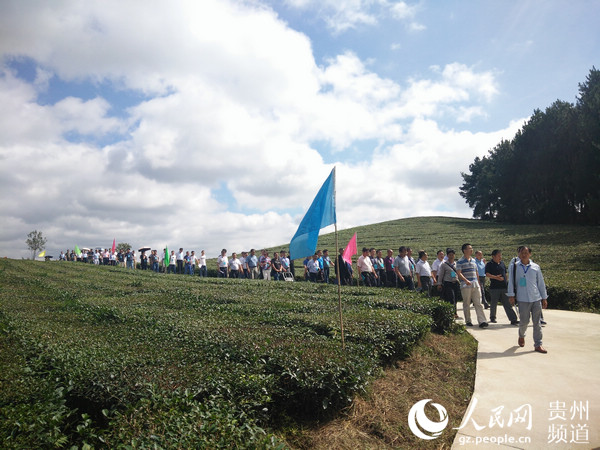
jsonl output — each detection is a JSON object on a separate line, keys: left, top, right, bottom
{"left": 1, "top": 0, "right": 598, "bottom": 259}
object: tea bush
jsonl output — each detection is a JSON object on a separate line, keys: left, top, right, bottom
{"left": 0, "top": 259, "right": 450, "bottom": 447}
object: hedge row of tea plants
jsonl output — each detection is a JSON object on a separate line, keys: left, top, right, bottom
{"left": 0, "top": 259, "right": 453, "bottom": 447}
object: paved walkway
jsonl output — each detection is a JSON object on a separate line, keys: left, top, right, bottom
{"left": 451, "top": 304, "right": 600, "bottom": 449}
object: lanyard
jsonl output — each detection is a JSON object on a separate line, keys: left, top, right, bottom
{"left": 521, "top": 264, "right": 531, "bottom": 275}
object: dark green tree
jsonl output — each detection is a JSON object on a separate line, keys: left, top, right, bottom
{"left": 575, "top": 67, "right": 600, "bottom": 223}
{"left": 461, "top": 68, "right": 600, "bottom": 225}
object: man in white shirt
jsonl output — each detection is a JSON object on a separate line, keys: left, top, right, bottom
{"left": 189, "top": 251, "right": 198, "bottom": 276}
{"left": 239, "top": 252, "right": 248, "bottom": 279}
{"left": 357, "top": 247, "right": 377, "bottom": 287}
{"left": 415, "top": 251, "right": 433, "bottom": 296}
{"left": 431, "top": 250, "right": 444, "bottom": 284}
{"left": 168, "top": 250, "right": 177, "bottom": 274}
{"left": 198, "top": 250, "right": 207, "bottom": 277}
{"left": 229, "top": 252, "right": 242, "bottom": 278}
{"left": 176, "top": 248, "right": 184, "bottom": 274}
{"left": 306, "top": 253, "right": 320, "bottom": 282}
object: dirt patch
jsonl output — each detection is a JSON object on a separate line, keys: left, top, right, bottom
{"left": 284, "top": 331, "right": 477, "bottom": 449}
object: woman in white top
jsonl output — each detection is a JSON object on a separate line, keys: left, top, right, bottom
{"left": 416, "top": 250, "right": 433, "bottom": 297}
{"left": 217, "top": 249, "right": 229, "bottom": 278}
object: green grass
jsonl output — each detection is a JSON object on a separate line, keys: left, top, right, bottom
{"left": 0, "top": 258, "right": 453, "bottom": 448}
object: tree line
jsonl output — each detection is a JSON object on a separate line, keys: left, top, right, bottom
{"left": 460, "top": 67, "right": 600, "bottom": 225}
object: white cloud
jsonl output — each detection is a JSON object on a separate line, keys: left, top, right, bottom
{"left": 34, "top": 66, "right": 53, "bottom": 91}
{"left": 53, "top": 97, "right": 125, "bottom": 136}
{"left": 0, "top": 0, "right": 515, "bottom": 259}
{"left": 283, "top": 0, "right": 423, "bottom": 33}
{"left": 439, "top": 63, "right": 499, "bottom": 102}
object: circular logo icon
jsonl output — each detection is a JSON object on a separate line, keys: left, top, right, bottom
{"left": 408, "top": 399, "right": 449, "bottom": 440}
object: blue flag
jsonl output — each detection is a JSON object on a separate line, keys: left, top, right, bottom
{"left": 289, "top": 168, "right": 336, "bottom": 260}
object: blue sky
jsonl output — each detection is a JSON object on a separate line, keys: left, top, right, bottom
{"left": 0, "top": 0, "right": 598, "bottom": 258}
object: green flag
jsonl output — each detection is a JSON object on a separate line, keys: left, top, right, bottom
{"left": 164, "top": 246, "right": 170, "bottom": 266}
{"left": 74, "top": 245, "right": 82, "bottom": 256}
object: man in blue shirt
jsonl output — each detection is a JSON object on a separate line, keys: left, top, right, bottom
{"left": 316, "top": 250, "right": 324, "bottom": 282}
{"left": 507, "top": 246, "right": 548, "bottom": 353}
{"left": 475, "top": 250, "right": 491, "bottom": 309}
{"left": 247, "top": 249, "right": 259, "bottom": 279}
{"left": 322, "top": 249, "right": 332, "bottom": 284}
{"left": 456, "top": 243, "right": 488, "bottom": 328}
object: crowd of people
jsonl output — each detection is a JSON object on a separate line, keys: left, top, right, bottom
{"left": 58, "top": 242, "right": 548, "bottom": 352}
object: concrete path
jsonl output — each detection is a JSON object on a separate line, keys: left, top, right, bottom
{"left": 451, "top": 304, "right": 600, "bottom": 449}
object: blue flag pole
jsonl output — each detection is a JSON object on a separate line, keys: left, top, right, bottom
{"left": 289, "top": 167, "right": 345, "bottom": 348}
{"left": 332, "top": 168, "right": 345, "bottom": 349}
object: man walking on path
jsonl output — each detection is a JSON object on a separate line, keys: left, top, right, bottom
{"left": 456, "top": 243, "right": 488, "bottom": 328}
{"left": 485, "top": 249, "right": 518, "bottom": 324}
{"left": 507, "top": 246, "right": 548, "bottom": 353}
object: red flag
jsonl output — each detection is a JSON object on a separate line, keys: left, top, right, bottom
{"left": 342, "top": 233, "right": 357, "bottom": 265}
{"left": 111, "top": 238, "right": 116, "bottom": 253}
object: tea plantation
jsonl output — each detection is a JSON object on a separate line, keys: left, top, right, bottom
{"left": 0, "top": 259, "right": 453, "bottom": 448}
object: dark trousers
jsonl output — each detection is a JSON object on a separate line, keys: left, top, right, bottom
{"left": 398, "top": 274, "right": 415, "bottom": 290}
{"left": 479, "top": 276, "right": 490, "bottom": 307}
{"left": 361, "top": 271, "right": 375, "bottom": 287}
{"left": 385, "top": 271, "right": 396, "bottom": 287}
{"left": 419, "top": 276, "right": 432, "bottom": 297}
{"left": 376, "top": 269, "right": 385, "bottom": 286}
{"left": 177, "top": 260, "right": 184, "bottom": 274}
{"left": 443, "top": 281, "right": 461, "bottom": 313}
{"left": 490, "top": 288, "right": 518, "bottom": 322}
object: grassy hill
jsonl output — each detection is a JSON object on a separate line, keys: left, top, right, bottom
{"left": 270, "top": 216, "right": 599, "bottom": 312}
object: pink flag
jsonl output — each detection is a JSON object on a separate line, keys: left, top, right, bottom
{"left": 342, "top": 233, "right": 357, "bottom": 265}
{"left": 111, "top": 238, "right": 116, "bottom": 253}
